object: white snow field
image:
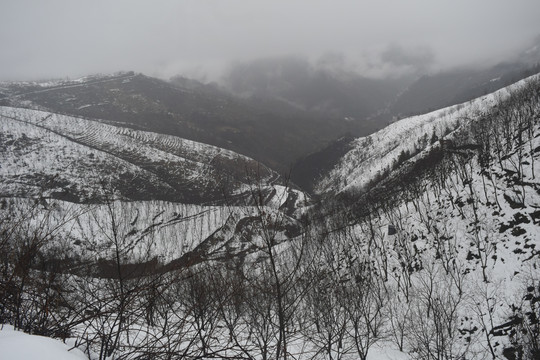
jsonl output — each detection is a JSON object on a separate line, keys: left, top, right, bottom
{"left": 0, "top": 325, "right": 87, "bottom": 360}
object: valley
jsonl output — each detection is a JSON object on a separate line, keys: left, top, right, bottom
{"left": 1, "top": 70, "right": 540, "bottom": 360}
{"left": 4, "top": 2, "right": 540, "bottom": 359}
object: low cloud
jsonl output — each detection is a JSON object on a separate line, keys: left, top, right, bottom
{"left": 0, "top": 1, "right": 539, "bottom": 81}
{"left": 380, "top": 44, "right": 435, "bottom": 73}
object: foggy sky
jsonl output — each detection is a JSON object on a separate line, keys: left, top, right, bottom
{"left": 1, "top": 0, "right": 540, "bottom": 82}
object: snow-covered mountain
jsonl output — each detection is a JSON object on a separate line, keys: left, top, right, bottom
{"left": 0, "top": 72, "right": 358, "bottom": 172}
{"left": 0, "top": 104, "right": 310, "bottom": 271}
{"left": 316, "top": 73, "right": 540, "bottom": 195}
{"left": 303, "top": 72, "right": 540, "bottom": 358}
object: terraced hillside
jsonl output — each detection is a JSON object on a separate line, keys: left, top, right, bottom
{"left": 0, "top": 106, "right": 279, "bottom": 204}
{"left": 0, "top": 104, "right": 309, "bottom": 275}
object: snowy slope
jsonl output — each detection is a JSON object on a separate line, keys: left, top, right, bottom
{"left": 2, "top": 74, "right": 539, "bottom": 360}
{"left": 316, "top": 73, "right": 540, "bottom": 195}
{"left": 0, "top": 106, "right": 277, "bottom": 204}
{"left": 309, "top": 74, "right": 540, "bottom": 358}
{"left": 0, "top": 104, "right": 310, "bottom": 269}
{"left": 1, "top": 197, "right": 302, "bottom": 266}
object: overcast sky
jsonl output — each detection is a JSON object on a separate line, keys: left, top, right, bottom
{"left": 1, "top": 0, "right": 540, "bottom": 81}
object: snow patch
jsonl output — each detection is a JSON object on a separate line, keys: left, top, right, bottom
{"left": 0, "top": 325, "right": 87, "bottom": 360}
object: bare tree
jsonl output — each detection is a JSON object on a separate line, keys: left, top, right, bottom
{"left": 343, "top": 274, "right": 386, "bottom": 360}
{"left": 406, "top": 263, "right": 471, "bottom": 360}
{"left": 304, "top": 270, "right": 351, "bottom": 360}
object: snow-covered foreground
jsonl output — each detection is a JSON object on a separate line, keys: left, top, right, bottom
{"left": 0, "top": 327, "right": 407, "bottom": 360}
{"left": 0, "top": 325, "right": 87, "bottom": 360}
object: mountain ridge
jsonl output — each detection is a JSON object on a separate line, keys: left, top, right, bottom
{"left": 0, "top": 72, "right": 356, "bottom": 173}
